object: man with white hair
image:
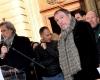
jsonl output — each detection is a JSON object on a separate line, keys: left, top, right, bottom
{"left": 54, "top": 8, "right": 99, "bottom": 80}
{"left": 0, "top": 21, "right": 34, "bottom": 80}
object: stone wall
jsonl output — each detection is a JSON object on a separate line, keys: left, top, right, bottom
{"left": 95, "top": 0, "right": 100, "bottom": 17}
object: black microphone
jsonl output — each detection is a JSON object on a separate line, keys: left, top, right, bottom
{"left": 0, "top": 35, "right": 7, "bottom": 46}
{"left": 0, "top": 35, "right": 4, "bottom": 43}
{"left": 11, "top": 47, "right": 45, "bottom": 69}
{"left": 0, "top": 39, "right": 7, "bottom": 47}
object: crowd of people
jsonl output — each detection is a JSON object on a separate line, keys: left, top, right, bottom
{"left": 0, "top": 8, "right": 100, "bottom": 80}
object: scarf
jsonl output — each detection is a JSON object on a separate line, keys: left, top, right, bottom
{"left": 58, "top": 17, "right": 81, "bottom": 80}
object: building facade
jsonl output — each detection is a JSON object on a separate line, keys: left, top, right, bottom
{"left": 0, "top": 0, "right": 99, "bottom": 42}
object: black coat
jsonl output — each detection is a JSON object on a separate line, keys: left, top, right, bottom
{"left": 97, "top": 37, "right": 100, "bottom": 64}
{"left": 73, "top": 21, "right": 99, "bottom": 80}
{"left": 34, "top": 40, "right": 62, "bottom": 77}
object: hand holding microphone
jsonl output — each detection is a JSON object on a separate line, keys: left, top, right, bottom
{"left": 0, "top": 44, "right": 8, "bottom": 59}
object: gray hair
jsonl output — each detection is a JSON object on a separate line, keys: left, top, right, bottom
{"left": 54, "top": 8, "right": 70, "bottom": 17}
{"left": 0, "top": 21, "right": 16, "bottom": 33}
{"left": 54, "top": 8, "right": 71, "bottom": 21}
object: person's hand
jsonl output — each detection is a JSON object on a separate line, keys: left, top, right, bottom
{"left": 41, "top": 43, "right": 47, "bottom": 49}
{"left": 1, "top": 45, "right": 8, "bottom": 54}
{"left": 0, "top": 46, "right": 8, "bottom": 59}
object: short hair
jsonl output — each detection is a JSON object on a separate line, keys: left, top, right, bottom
{"left": 0, "top": 21, "right": 16, "bottom": 33}
{"left": 54, "top": 8, "right": 70, "bottom": 17}
{"left": 39, "top": 26, "right": 49, "bottom": 35}
{"left": 75, "top": 10, "right": 86, "bottom": 16}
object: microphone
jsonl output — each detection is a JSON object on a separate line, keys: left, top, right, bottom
{"left": 11, "top": 47, "right": 45, "bottom": 69}
{"left": 0, "top": 36, "right": 8, "bottom": 49}
{"left": 0, "top": 36, "right": 4, "bottom": 44}
{"left": 0, "top": 35, "right": 7, "bottom": 47}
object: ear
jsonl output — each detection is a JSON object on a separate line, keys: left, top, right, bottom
{"left": 40, "top": 38, "right": 44, "bottom": 42}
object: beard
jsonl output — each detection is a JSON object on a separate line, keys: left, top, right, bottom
{"left": 61, "top": 23, "right": 70, "bottom": 30}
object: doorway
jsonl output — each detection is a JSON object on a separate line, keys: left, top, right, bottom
{"left": 49, "top": 17, "right": 61, "bottom": 35}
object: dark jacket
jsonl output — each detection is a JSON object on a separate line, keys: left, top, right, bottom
{"left": 97, "top": 37, "right": 100, "bottom": 64}
{"left": 93, "top": 24, "right": 100, "bottom": 43}
{"left": 73, "top": 21, "right": 99, "bottom": 80}
{"left": 35, "top": 40, "right": 62, "bottom": 77}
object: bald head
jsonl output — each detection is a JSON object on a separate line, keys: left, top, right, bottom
{"left": 86, "top": 11, "right": 99, "bottom": 28}
{"left": 86, "top": 11, "right": 97, "bottom": 16}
